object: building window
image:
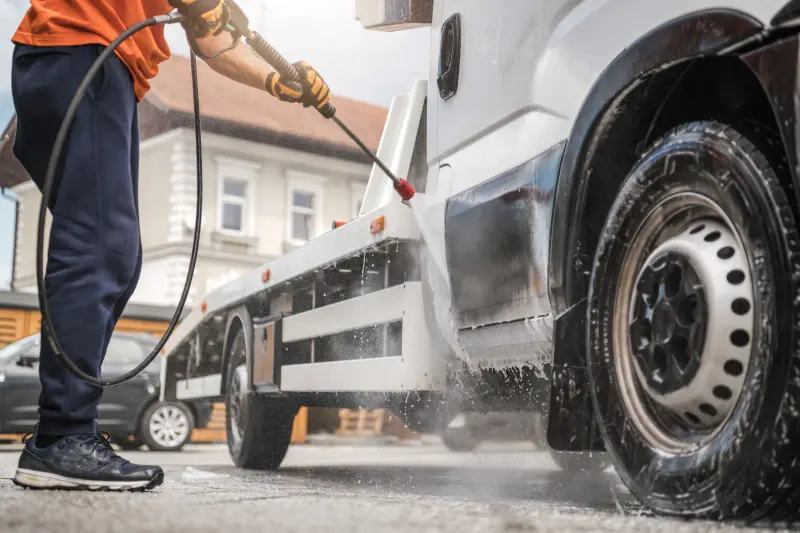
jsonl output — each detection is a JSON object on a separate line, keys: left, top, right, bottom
{"left": 220, "top": 177, "right": 248, "bottom": 233}
{"left": 290, "top": 190, "right": 315, "bottom": 242}
{"left": 215, "top": 155, "right": 259, "bottom": 236}
{"left": 286, "top": 172, "right": 326, "bottom": 245}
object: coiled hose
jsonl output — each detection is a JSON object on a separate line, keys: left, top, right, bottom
{"left": 36, "top": 13, "right": 200, "bottom": 387}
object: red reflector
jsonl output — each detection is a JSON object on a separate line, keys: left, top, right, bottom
{"left": 261, "top": 269, "right": 271, "bottom": 283}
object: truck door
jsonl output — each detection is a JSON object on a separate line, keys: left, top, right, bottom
{"left": 428, "top": 1, "right": 578, "bottom": 331}
{"left": 432, "top": 0, "right": 579, "bottom": 189}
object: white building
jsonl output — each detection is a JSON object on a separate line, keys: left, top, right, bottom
{"left": 0, "top": 54, "right": 387, "bottom": 307}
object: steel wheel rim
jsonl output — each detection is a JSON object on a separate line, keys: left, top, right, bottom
{"left": 149, "top": 404, "right": 190, "bottom": 448}
{"left": 229, "top": 364, "right": 248, "bottom": 445}
{"left": 612, "top": 192, "right": 755, "bottom": 454}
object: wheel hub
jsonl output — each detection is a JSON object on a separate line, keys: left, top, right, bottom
{"left": 149, "top": 405, "right": 189, "bottom": 448}
{"left": 630, "top": 252, "right": 707, "bottom": 395}
{"left": 230, "top": 364, "right": 248, "bottom": 443}
{"left": 625, "top": 217, "right": 755, "bottom": 433}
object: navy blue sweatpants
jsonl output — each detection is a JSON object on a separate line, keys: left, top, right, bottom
{"left": 11, "top": 44, "right": 142, "bottom": 436}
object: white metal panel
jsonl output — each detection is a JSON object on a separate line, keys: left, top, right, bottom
{"left": 159, "top": 354, "right": 167, "bottom": 402}
{"left": 175, "top": 374, "right": 222, "bottom": 400}
{"left": 532, "top": 0, "right": 788, "bottom": 124}
{"left": 281, "top": 358, "right": 406, "bottom": 392}
{"left": 282, "top": 284, "right": 406, "bottom": 343}
{"left": 433, "top": 0, "right": 786, "bottom": 165}
{"left": 400, "top": 281, "right": 446, "bottom": 389}
{"left": 280, "top": 282, "right": 445, "bottom": 392}
{"left": 361, "top": 79, "right": 428, "bottom": 216}
{"left": 455, "top": 315, "right": 554, "bottom": 371}
{"left": 163, "top": 198, "right": 420, "bottom": 356}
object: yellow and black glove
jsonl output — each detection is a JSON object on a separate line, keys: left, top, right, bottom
{"left": 265, "top": 61, "right": 334, "bottom": 118}
{"left": 169, "top": 0, "right": 230, "bottom": 38}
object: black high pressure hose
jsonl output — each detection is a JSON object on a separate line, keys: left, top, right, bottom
{"left": 36, "top": 12, "right": 200, "bottom": 387}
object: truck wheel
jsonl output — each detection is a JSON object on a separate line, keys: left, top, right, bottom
{"left": 225, "top": 327, "right": 297, "bottom": 470}
{"left": 139, "top": 401, "right": 194, "bottom": 452}
{"left": 587, "top": 121, "right": 800, "bottom": 520}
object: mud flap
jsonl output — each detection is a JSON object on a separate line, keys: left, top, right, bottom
{"left": 547, "top": 299, "right": 605, "bottom": 451}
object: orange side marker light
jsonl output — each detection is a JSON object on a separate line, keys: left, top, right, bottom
{"left": 370, "top": 215, "right": 385, "bottom": 235}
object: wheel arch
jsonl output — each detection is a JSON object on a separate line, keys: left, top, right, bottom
{"left": 549, "top": 8, "right": 768, "bottom": 314}
{"left": 219, "top": 306, "right": 253, "bottom": 397}
{"left": 546, "top": 8, "right": 798, "bottom": 451}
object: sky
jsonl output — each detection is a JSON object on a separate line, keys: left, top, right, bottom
{"left": 0, "top": 0, "right": 432, "bottom": 290}
{"left": 165, "top": 0, "right": 431, "bottom": 105}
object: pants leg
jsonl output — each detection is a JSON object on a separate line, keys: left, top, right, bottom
{"left": 103, "top": 106, "right": 142, "bottom": 357}
{"left": 11, "top": 44, "right": 140, "bottom": 436}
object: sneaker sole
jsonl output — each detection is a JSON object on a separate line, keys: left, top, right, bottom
{"left": 12, "top": 468, "right": 164, "bottom": 492}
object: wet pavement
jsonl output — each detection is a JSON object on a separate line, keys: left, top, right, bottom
{"left": 0, "top": 441, "right": 792, "bottom": 532}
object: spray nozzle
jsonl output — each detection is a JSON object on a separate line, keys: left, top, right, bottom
{"left": 393, "top": 179, "right": 416, "bottom": 201}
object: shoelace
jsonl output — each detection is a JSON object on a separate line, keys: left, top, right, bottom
{"left": 78, "top": 432, "right": 129, "bottom": 463}
{"left": 23, "top": 429, "right": 128, "bottom": 464}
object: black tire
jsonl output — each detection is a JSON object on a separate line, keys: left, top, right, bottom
{"left": 441, "top": 428, "right": 480, "bottom": 452}
{"left": 225, "top": 327, "right": 297, "bottom": 470}
{"left": 549, "top": 451, "right": 609, "bottom": 473}
{"left": 587, "top": 121, "right": 800, "bottom": 520}
{"left": 139, "top": 401, "right": 195, "bottom": 452}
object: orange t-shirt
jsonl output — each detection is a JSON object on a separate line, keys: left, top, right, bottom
{"left": 11, "top": 0, "right": 173, "bottom": 102}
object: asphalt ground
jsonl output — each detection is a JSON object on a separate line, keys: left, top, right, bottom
{"left": 0, "top": 441, "right": 793, "bottom": 533}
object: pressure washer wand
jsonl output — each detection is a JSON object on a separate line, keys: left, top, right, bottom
{"left": 230, "top": 16, "right": 416, "bottom": 201}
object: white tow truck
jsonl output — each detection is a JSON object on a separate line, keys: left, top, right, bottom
{"left": 162, "top": 0, "right": 800, "bottom": 520}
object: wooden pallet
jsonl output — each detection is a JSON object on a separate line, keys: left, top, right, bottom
{"left": 337, "top": 408, "right": 386, "bottom": 437}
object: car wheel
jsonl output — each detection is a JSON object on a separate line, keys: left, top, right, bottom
{"left": 140, "top": 401, "right": 194, "bottom": 452}
{"left": 587, "top": 121, "right": 800, "bottom": 519}
{"left": 441, "top": 427, "right": 480, "bottom": 452}
{"left": 225, "top": 327, "right": 297, "bottom": 470}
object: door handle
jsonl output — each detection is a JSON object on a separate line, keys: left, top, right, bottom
{"left": 437, "top": 13, "right": 462, "bottom": 101}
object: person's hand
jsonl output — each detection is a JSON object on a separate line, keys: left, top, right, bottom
{"left": 294, "top": 62, "right": 332, "bottom": 114}
{"left": 265, "top": 61, "right": 334, "bottom": 117}
{"left": 169, "top": 0, "right": 230, "bottom": 38}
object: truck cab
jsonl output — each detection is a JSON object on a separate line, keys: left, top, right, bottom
{"left": 164, "top": 0, "right": 800, "bottom": 520}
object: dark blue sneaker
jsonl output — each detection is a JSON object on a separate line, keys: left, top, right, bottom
{"left": 13, "top": 432, "right": 164, "bottom": 491}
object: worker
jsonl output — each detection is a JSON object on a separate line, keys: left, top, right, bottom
{"left": 9, "top": 0, "right": 330, "bottom": 491}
